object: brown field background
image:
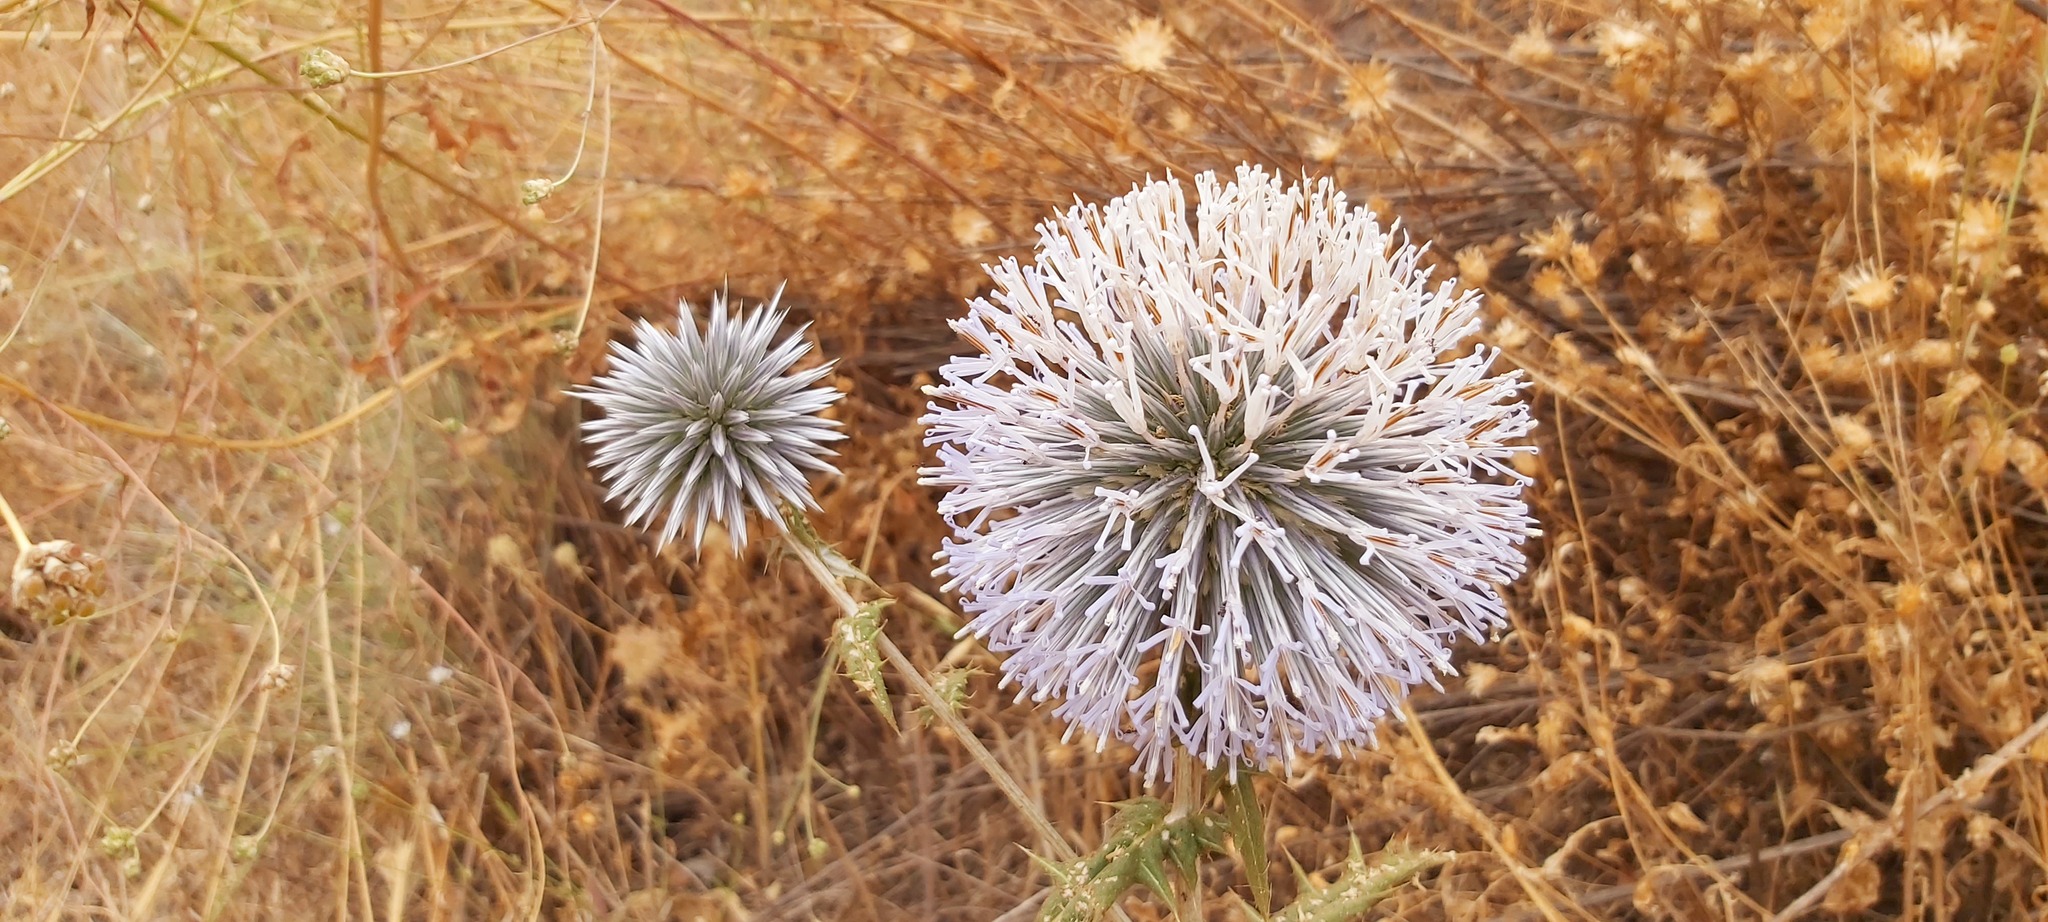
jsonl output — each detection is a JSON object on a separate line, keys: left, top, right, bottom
{"left": 3, "top": 0, "right": 2047, "bottom": 919}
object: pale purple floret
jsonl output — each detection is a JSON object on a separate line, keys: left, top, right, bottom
{"left": 574, "top": 290, "right": 843, "bottom": 551}
{"left": 919, "top": 166, "right": 1538, "bottom": 781}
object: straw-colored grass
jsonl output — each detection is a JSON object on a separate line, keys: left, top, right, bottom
{"left": 2, "top": 0, "right": 2045, "bottom": 918}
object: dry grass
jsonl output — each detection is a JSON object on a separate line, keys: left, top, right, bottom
{"left": 2, "top": 0, "right": 2046, "bottom": 919}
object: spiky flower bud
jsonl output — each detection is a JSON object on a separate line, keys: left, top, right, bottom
{"left": 12, "top": 540, "right": 108, "bottom": 626}
{"left": 572, "top": 291, "right": 844, "bottom": 550}
{"left": 921, "top": 166, "right": 1538, "bottom": 780}
{"left": 300, "top": 48, "right": 351, "bottom": 89}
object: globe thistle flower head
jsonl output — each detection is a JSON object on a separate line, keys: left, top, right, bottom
{"left": 573, "top": 290, "right": 844, "bottom": 551}
{"left": 920, "top": 165, "right": 1538, "bottom": 781}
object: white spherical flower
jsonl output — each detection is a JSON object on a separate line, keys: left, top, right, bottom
{"left": 574, "top": 290, "right": 844, "bottom": 550}
{"left": 920, "top": 166, "right": 1537, "bottom": 780}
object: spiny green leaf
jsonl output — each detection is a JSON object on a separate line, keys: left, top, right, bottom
{"left": 1131, "top": 849, "right": 1177, "bottom": 912}
{"left": 1273, "top": 843, "right": 1452, "bottom": 922}
{"left": 1031, "top": 850, "right": 1108, "bottom": 922}
{"left": 1168, "top": 816, "right": 1212, "bottom": 883}
{"left": 1286, "top": 849, "right": 1317, "bottom": 894}
{"left": 832, "top": 599, "right": 895, "bottom": 730}
{"left": 914, "top": 664, "right": 978, "bottom": 728}
{"left": 1224, "top": 772, "right": 1272, "bottom": 915}
{"left": 1034, "top": 797, "right": 1229, "bottom": 922}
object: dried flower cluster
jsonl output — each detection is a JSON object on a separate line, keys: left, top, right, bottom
{"left": 922, "top": 166, "right": 1537, "bottom": 778}
{"left": 11, "top": 540, "right": 108, "bottom": 626}
{"left": 573, "top": 292, "right": 844, "bottom": 550}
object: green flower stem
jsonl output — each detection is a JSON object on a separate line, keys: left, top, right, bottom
{"left": 780, "top": 520, "right": 1077, "bottom": 864}
{"left": 1170, "top": 751, "right": 1205, "bottom": 919}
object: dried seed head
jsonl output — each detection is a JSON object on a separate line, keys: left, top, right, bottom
{"left": 519, "top": 177, "right": 556, "bottom": 206}
{"left": 921, "top": 166, "right": 1538, "bottom": 780}
{"left": 572, "top": 290, "right": 844, "bottom": 550}
{"left": 1115, "top": 17, "right": 1175, "bottom": 73}
{"left": 1655, "top": 150, "right": 1711, "bottom": 186}
{"left": 257, "top": 662, "right": 297, "bottom": 692}
{"left": 1340, "top": 61, "right": 1398, "bottom": 120}
{"left": 950, "top": 206, "right": 996, "bottom": 248}
{"left": 1595, "top": 19, "right": 1661, "bottom": 69}
{"left": 1507, "top": 27, "right": 1556, "bottom": 66}
{"left": 45, "top": 738, "right": 79, "bottom": 772}
{"left": 11, "top": 540, "right": 108, "bottom": 626}
{"left": 100, "top": 826, "right": 136, "bottom": 858}
{"left": 300, "top": 48, "right": 351, "bottom": 88}
{"left": 1837, "top": 262, "right": 1900, "bottom": 311}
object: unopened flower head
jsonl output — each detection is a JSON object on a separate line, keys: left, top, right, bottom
{"left": 573, "top": 290, "right": 843, "bottom": 550}
{"left": 921, "top": 165, "right": 1537, "bottom": 780}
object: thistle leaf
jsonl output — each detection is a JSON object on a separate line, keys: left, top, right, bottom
{"left": 1273, "top": 843, "right": 1451, "bottom": 922}
{"left": 832, "top": 599, "right": 895, "bottom": 730}
{"left": 1131, "top": 851, "right": 1177, "bottom": 913}
{"left": 1032, "top": 850, "right": 1108, "bottom": 922}
{"left": 914, "top": 665, "right": 978, "bottom": 728}
{"left": 1223, "top": 772, "right": 1271, "bottom": 915}
{"left": 1033, "top": 797, "right": 1228, "bottom": 922}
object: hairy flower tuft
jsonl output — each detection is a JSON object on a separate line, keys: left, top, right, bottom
{"left": 574, "top": 291, "right": 844, "bottom": 550}
{"left": 921, "top": 166, "right": 1537, "bottom": 780}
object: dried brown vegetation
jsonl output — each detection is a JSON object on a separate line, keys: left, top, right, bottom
{"left": 2, "top": 0, "right": 2046, "bottom": 919}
